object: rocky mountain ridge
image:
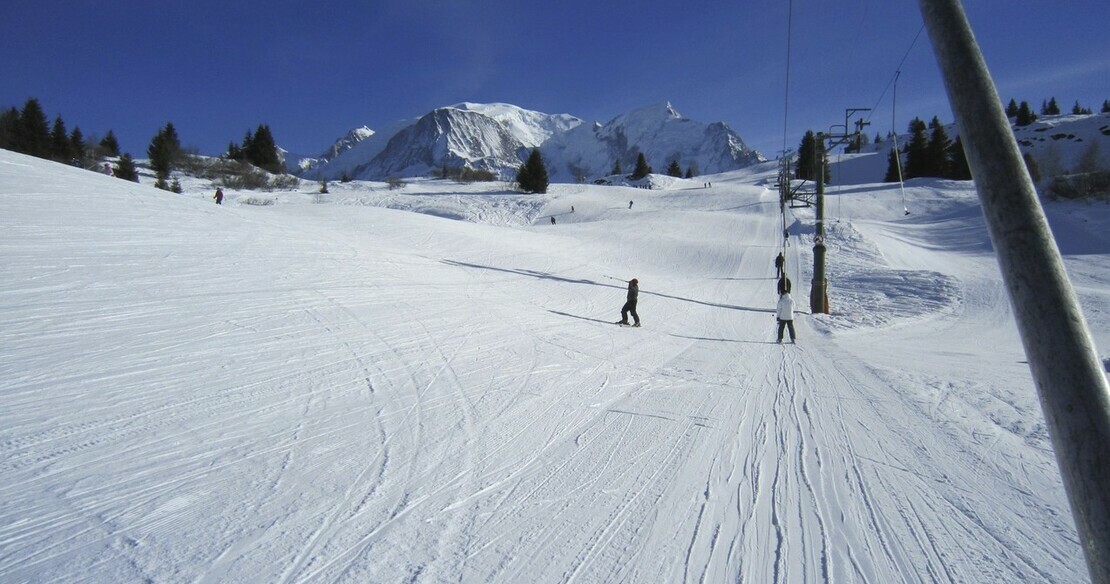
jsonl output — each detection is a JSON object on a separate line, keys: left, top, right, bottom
{"left": 296, "top": 102, "right": 766, "bottom": 182}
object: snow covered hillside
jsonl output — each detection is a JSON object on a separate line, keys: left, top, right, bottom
{"left": 828, "top": 111, "right": 1110, "bottom": 186}
{"left": 2, "top": 148, "right": 1107, "bottom": 582}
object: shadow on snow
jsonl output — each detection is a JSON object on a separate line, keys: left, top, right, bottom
{"left": 441, "top": 259, "right": 776, "bottom": 315}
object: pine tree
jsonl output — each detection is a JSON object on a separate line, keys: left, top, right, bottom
{"left": 1005, "top": 99, "right": 1020, "bottom": 118}
{"left": 1069, "top": 100, "right": 1092, "bottom": 115}
{"left": 70, "top": 127, "right": 87, "bottom": 165}
{"left": 947, "top": 136, "right": 972, "bottom": 180}
{"left": 50, "top": 116, "right": 72, "bottom": 161}
{"left": 1103, "top": 100, "right": 1110, "bottom": 114}
{"left": 114, "top": 153, "right": 140, "bottom": 182}
{"left": 926, "top": 117, "right": 951, "bottom": 178}
{"left": 630, "top": 152, "right": 652, "bottom": 180}
{"left": 516, "top": 148, "right": 549, "bottom": 193}
{"left": 148, "top": 122, "right": 182, "bottom": 187}
{"left": 0, "top": 107, "right": 18, "bottom": 150}
{"left": 883, "top": 144, "right": 903, "bottom": 183}
{"left": 795, "top": 131, "right": 817, "bottom": 181}
{"left": 794, "top": 131, "right": 831, "bottom": 183}
{"left": 611, "top": 159, "right": 623, "bottom": 176}
{"left": 99, "top": 130, "right": 120, "bottom": 157}
{"left": 246, "top": 124, "right": 281, "bottom": 173}
{"left": 1043, "top": 97, "right": 1060, "bottom": 115}
{"left": 230, "top": 129, "right": 253, "bottom": 161}
{"left": 227, "top": 125, "right": 281, "bottom": 173}
{"left": 1015, "top": 101, "right": 1037, "bottom": 126}
{"left": 904, "top": 117, "right": 930, "bottom": 179}
{"left": 666, "top": 159, "right": 683, "bottom": 177}
{"left": 16, "top": 98, "right": 51, "bottom": 158}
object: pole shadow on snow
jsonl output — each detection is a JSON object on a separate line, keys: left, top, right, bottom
{"left": 547, "top": 310, "right": 614, "bottom": 325}
{"left": 668, "top": 333, "right": 777, "bottom": 345}
{"left": 709, "top": 200, "right": 776, "bottom": 213}
{"left": 441, "top": 259, "right": 618, "bottom": 290}
{"left": 441, "top": 259, "right": 776, "bottom": 315}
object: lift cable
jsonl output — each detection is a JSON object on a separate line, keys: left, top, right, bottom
{"left": 865, "top": 24, "right": 926, "bottom": 127}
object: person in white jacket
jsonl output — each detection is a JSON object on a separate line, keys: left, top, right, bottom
{"left": 776, "top": 292, "right": 796, "bottom": 344}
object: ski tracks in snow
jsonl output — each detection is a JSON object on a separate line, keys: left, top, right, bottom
{"left": 0, "top": 156, "right": 1089, "bottom": 582}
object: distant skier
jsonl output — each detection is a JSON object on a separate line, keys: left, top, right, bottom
{"left": 629, "top": 200, "right": 634, "bottom": 209}
{"left": 102, "top": 163, "right": 113, "bottom": 176}
{"left": 775, "top": 252, "right": 785, "bottom": 278}
{"left": 551, "top": 216, "right": 556, "bottom": 225}
{"left": 776, "top": 292, "right": 796, "bottom": 344}
{"left": 616, "top": 278, "right": 641, "bottom": 327}
{"left": 777, "top": 275, "right": 791, "bottom": 295}
{"left": 214, "top": 187, "right": 224, "bottom": 205}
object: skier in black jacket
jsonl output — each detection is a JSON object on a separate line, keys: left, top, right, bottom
{"left": 617, "top": 278, "right": 641, "bottom": 327}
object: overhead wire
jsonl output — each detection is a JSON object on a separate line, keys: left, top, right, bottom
{"left": 862, "top": 22, "right": 923, "bottom": 217}
{"left": 865, "top": 24, "right": 926, "bottom": 127}
{"left": 891, "top": 72, "right": 910, "bottom": 215}
{"left": 779, "top": 0, "right": 795, "bottom": 259}
{"left": 777, "top": 3, "right": 924, "bottom": 288}
{"left": 781, "top": 0, "right": 794, "bottom": 159}
{"left": 772, "top": 4, "right": 922, "bottom": 299}
{"left": 773, "top": 0, "right": 796, "bottom": 296}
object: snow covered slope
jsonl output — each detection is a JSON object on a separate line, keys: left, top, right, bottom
{"left": 828, "top": 111, "right": 1110, "bottom": 185}
{"left": 1, "top": 149, "right": 1106, "bottom": 582}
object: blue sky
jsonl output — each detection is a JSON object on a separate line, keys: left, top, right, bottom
{"left": 2, "top": 1, "right": 1107, "bottom": 161}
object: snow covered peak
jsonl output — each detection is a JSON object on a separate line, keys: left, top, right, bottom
{"left": 319, "top": 126, "right": 374, "bottom": 161}
{"left": 450, "top": 102, "right": 584, "bottom": 148}
{"left": 347, "top": 107, "right": 525, "bottom": 179}
{"left": 306, "top": 101, "right": 765, "bottom": 181}
{"left": 586, "top": 102, "right": 764, "bottom": 176}
{"left": 607, "top": 101, "right": 686, "bottom": 126}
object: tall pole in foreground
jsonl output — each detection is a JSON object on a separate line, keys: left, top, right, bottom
{"left": 810, "top": 139, "right": 827, "bottom": 314}
{"left": 918, "top": 1, "right": 1110, "bottom": 581}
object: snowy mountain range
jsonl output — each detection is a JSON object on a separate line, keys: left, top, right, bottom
{"left": 296, "top": 102, "right": 766, "bottom": 182}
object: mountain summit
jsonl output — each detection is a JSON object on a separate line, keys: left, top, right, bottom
{"left": 301, "top": 103, "right": 765, "bottom": 182}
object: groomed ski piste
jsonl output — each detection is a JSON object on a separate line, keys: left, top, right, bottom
{"left": 2, "top": 147, "right": 1108, "bottom": 582}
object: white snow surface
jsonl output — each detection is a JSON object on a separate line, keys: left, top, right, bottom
{"left": 2, "top": 148, "right": 1108, "bottom": 583}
